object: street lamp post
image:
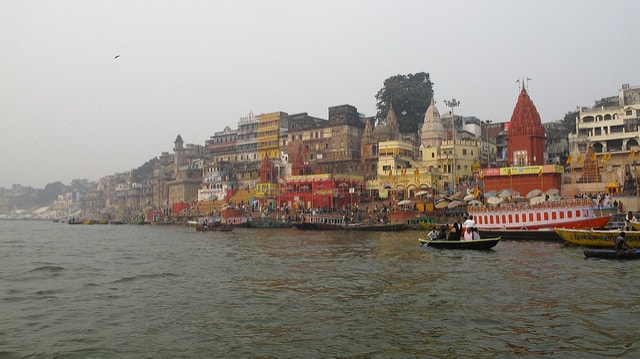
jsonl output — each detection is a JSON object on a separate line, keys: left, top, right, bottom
{"left": 444, "top": 99, "right": 461, "bottom": 192}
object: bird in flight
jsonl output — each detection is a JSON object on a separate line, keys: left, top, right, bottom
{"left": 114, "top": 55, "right": 120, "bottom": 59}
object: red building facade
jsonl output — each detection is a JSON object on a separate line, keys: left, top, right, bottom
{"left": 280, "top": 174, "right": 365, "bottom": 211}
{"left": 483, "top": 85, "right": 561, "bottom": 196}
{"left": 506, "top": 86, "right": 546, "bottom": 167}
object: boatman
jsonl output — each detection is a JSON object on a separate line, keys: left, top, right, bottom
{"left": 614, "top": 231, "right": 634, "bottom": 254}
{"left": 624, "top": 211, "right": 634, "bottom": 231}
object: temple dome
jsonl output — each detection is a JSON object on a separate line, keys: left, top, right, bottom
{"left": 420, "top": 98, "right": 445, "bottom": 148}
{"left": 508, "top": 87, "right": 544, "bottom": 137}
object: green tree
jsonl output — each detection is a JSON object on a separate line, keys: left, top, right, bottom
{"left": 375, "top": 72, "right": 434, "bottom": 134}
{"left": 561, "top": 110, "right": 578, "bottom": 135}
{"left": 35, "top": 181, "right": 66, "bottom": 206}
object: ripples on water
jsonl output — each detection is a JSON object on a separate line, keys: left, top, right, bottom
{"left": 1, "top": 220, "right": 639, "bottom": 358}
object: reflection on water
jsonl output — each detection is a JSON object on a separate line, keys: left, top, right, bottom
{"left": 0, "top": 220, "right": 638, "bottom": 357}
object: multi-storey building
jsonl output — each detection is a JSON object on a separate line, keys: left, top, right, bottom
{"left": 207, "top": 126, "right": 237, "bottom": 162}
{"left": 571, "top": 84, "right": 640, "bottom": 154}
{"left": 287, "top": 105, "right": 366, "bottom": 175}
{"left": 257, "top": 111, "right": 288, "bottom": 161}
{"left": 567, "top": 83, "right": 640, "bottom": 195}
{"left": 236, "top": 112, "right": 259, "bottom": 163}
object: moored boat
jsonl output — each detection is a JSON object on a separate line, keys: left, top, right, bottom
{"left": 195, "top": 222, "right": 222, "bottom": 231}
{"left": 293, "top": 214, "right": 346, "bottom": 230}
{"left": 468, "top": 198, "right": 611, "bottom": 231}
{"left": 554, "top": 228, "right": 640, "bottom": 248}
{"left": 479, "top": 229, "right": 561, "bottom": 242}
{"left": 583, "top": 249, "right": 640, "bottom": 259}
{"left": 418, "top": 237, "right": 500, "bottom": 250}
{"left": 246, "top": 217, "right": 293, "bottom": 228}
{"left": 342, "top": 223, "right": 408, "bottom": 231}
{"left": 217, "top": 223, "right": 233, "bottom": 231}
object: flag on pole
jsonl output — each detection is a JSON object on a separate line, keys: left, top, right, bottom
{"left": 566, "top": 154, "right": 573, "bottom": 165}
{"left": 630, "top": 149, "right": 636, "bottom": 158}
{"left": 590, "top": 152, "right": 597, "bottom": 161}
{"left": 577, "top": 155, "right": 584, "bottom": 164}
{"left": 538, "top": 168, "right": 543, "bottom": 177}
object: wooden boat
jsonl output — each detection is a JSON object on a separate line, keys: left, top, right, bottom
{"left": 418, "top": 237, "right": 500, "bottom": 250}
{"left": 479, "top": 229, "right": 561, "bottom": 242}
{"left": 293, "top": 214, "right": 345, "bottom": 230}
{"left": 246, "top": 217, "right": 293, "bottom": 228}
{"left": 195, "top": 222, "right": 222, "bottom": 231}
{"left": 467, "top": 198, "right": 611, "bottom": 231}
{"left": 217, "top": 223, "right": 233, "bottom": 231}
{"left": 584, "top": 249, "right": 640, "bottom": 259}
{"left": 554, "top": 228, "right": 640, "bottom": 248}
{"left": 224, "top": 216, "right": 251, "bottom": 227}
{"left": 342, "top": 223, "right": 408, "bottom": 231}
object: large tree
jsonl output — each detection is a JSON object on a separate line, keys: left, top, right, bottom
{"left": 375, "top": 72, "right": 434, "bottom": 134}
{"left": 561, "top": 110, "right": 578, "bottom": 135}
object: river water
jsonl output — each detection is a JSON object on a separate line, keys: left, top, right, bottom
{"left": 1, "top": 220, "right": 638, "bottom": 358}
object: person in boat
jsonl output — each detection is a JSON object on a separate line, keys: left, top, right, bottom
{"left": 462, "top": 214, "right": 475, "bottom": 238}
{"left": 471, "top": 227, "right": 481, "bottom": 240}
{"left": 448, "top": 219, "right": 461, "bottom": 241}
{"left": 624, "top": 211, "right": 634, "bottom": 231}
{"left": 436, "top": 225, "right": 447, "bottom": 240}
{"left": 462, "top": 215, "right": 475, "bottom": 230}
{"left": 614, "top": 232, "right": 634, "bottom": 253}
{"left": 463, "top": 225, "right": 473, "bottom": 241}
{"left": 428, "top": 228, "right": 438, "bottom": 240}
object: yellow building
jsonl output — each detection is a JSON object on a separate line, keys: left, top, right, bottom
{"left": 423, "top": 137, "right": 481, "bottom": 192}
{"left": 376, "top": 140, "right": 436, "bottom": 200}
{"left": 257, "top": 111, "right": 288, "bottom": 161}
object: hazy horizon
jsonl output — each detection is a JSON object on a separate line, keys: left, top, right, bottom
{"left": 2, "top": 0, "right": 639, "bottom": 188}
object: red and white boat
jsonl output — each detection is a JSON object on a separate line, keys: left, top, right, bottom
{"left": 467, "top": 198, "right": 612, "bottom": 231}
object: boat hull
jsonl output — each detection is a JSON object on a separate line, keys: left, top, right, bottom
{"left": 479, "top": 229, "right": 561, "bottom": 242}
{"left": 418, "top": 237, "right": 500, "bottom": 250}
{"left": 342, "top": 223, "right": 408, "bottom": 231}
{"left": 293, "top": 214, "right": 345, "bottom": 230}
{"left": 469, "top": 199, "right": 612, "bottom": 231}
{"left": 293, "top": 222, "right": 343, "bottom": 230}
{"left": 247, "top": 218, "right": 293, "bottom": 228}
{"left": 195, "top": 223, "right": 221, "bottom": 231}
{"left": 554, "top": 228, "right": 640, "bottom": 248}
{"left": 584, "top": 249, "right": 640, "bottom": 259}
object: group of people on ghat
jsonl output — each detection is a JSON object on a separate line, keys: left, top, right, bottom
{"left": 428, "top": 214, "right": 480, "bottom": 241}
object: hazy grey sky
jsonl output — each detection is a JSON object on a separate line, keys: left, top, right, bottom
{"left": 1, "top": 0, "right": 638, "bottom": 188}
